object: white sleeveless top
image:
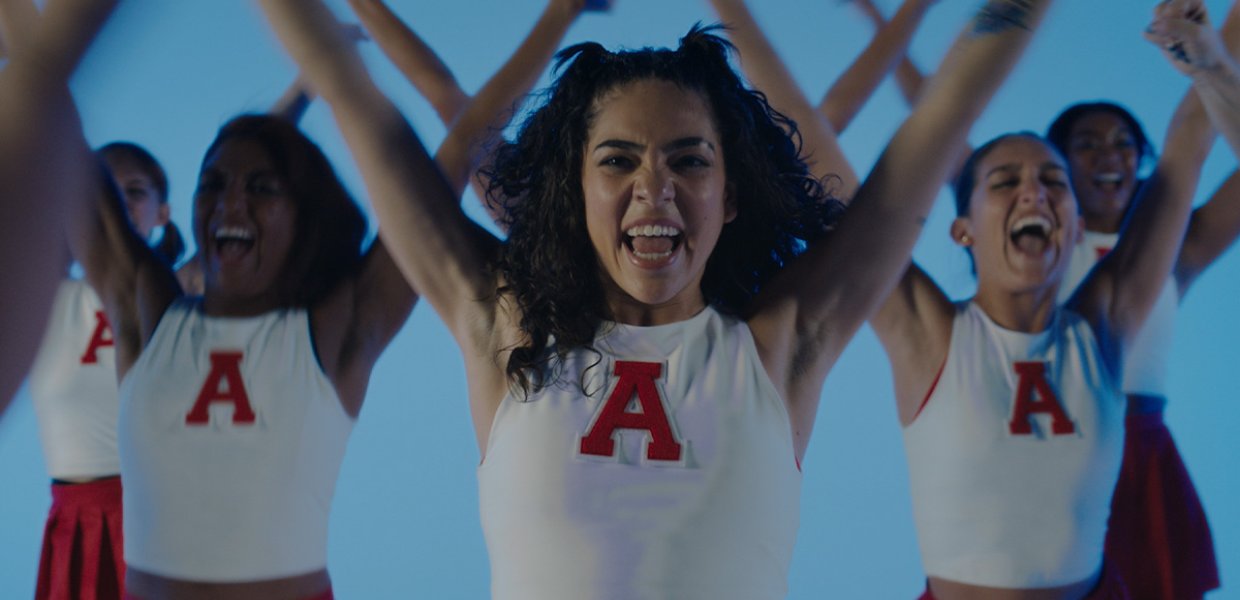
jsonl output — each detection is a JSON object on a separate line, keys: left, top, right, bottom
{"left": 28, "top": 279, "right": 121, "bottom": 479}
{"left": 904, "top": 302, "right": 1124, "bottom": 588}
{"left": 478, "top": 307, "right": 801, "bottom": 600}
{"left": 119, "top": 299, "right": 354, "bottom": 581}
{"left": 1060, "top": 230, "right": 1177, "bottom": 396}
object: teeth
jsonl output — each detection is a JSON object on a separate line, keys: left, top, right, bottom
{"left": 625, "top": 224, "right": 681, "bottom": 237}
{"left": 1010, "top": 215, "right": 1051, "bottom": 235}
{"left": 1094, "top": 173, "right": 1123, "bottom": 184}
{"left": 633, "top": 250, "right": 674, "bottom": 260}
{"left": 214, "top": 226, "right": 254, "bottom": 241}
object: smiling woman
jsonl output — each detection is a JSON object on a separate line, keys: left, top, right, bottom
{"left": 66, "top": 113, "right": 417, "bottom": 599}
{"left": 257, "top": 0, "right": 1051, "bottom": 596}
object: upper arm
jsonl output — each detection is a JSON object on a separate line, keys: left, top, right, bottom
{"left": 870, "top": 264, "right": 954, "bottom": 425}
{"left": 312, "top": 236, "right": 418, "bottom": 416}
{"left": 1177, "top": 169, "right": 1240, "bottom": 292}
{"left": 69, "top": 163, "right": 180, "bottom": 375}
{"left": 1075, "top": 87, "right": 1210, "bottom": 343}
{"left": 260, "top": 0, "right": 502, "bottom": 346}
{"left": 753, "top": 0, "right": 1051, "bottom": 397}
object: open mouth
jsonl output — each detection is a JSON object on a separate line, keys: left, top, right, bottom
{"left": 1009, "top": 215, "right": 1052, "bottom": 255}
{"left": 213, "top": 225, "right": 256, "bottom": 261}
{"left": 623, "top": 224, "right": 684, "bottom": 263}
{"left": 1092, "top": 172, "right": 1125, "bottom": 193}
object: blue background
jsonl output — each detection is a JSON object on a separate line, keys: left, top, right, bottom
{"left": 2, "top": 1, "right": 1238, "bottom": 597}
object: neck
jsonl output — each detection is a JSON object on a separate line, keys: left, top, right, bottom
{"left": 606, "top": 295, "right": 706, "bottom": 327}
{"left": 972, "top": 283, "right": 1060, "bottom": 333}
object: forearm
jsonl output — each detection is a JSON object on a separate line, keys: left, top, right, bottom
{"left": 0, "top": 0, "right": 39, "bottom": 56}
{"left": 261, "top": 0, "right": 496, "bottom": 325}
{"left": 269, "top": 74, "right": 314, "bottom": 124}
{"left": 436, "top": 0, "right": 580, "bottom": 196}
{"left": 821, "top": 0, "right": 934, "bottom": 132}
{"left": 1192, "top": 57, "right": 1240, "bottom": 157}
{"left": 347, "top": 0, "right": 468, "bottom": 123}
{"left": 708, "top": 0, "right": 858, "bottom": 193}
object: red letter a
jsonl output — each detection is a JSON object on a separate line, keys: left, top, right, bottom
{"left": 580, "top": 361, "right": 683, "bottom": 461}
{"left": 79, "top": 311, "right": 115, "bottom": 365}
{"left": 1008, "top": 361, "right": 1075, "bottom": 435}
{"left": 185, "top": 351, "right": 257, "bottom": 425}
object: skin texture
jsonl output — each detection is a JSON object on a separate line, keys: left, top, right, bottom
{"left": 257, "top": 0, "right": 1052, "bottom": 467}
{"left": 582, "top": 80, "right": 735, "bottom": 325}
{"left": 70, "top": 118, "right": 417, "bottom": 598}
{"left": 1063, "top": 112, "right": 1141, "bottom": 234}
{"left": 873, "top": 131, "right": 1199, "bottom": 598}
{"left": 0, "top": 0, "right": 117, "bottom": 411}
{"left": 104, "top": 154, "right": 171, "bottom": 240}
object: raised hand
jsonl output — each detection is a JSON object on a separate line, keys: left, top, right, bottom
{"left": 1145, "top": 0, "right": 1228, "bottom": 76}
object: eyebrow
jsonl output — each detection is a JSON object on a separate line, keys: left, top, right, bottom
{"left": 985, "top": 162, "right": 1066, "bottom": 177}
{"left": 592, "top": 137, "right": 717, "bottom": 154}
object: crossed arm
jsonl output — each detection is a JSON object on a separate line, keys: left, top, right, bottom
{"left": 350, "top": 0, "right": 590, "bottom": 223}
{"left": 707, "top": 0, "right": 859, "bottom": 196}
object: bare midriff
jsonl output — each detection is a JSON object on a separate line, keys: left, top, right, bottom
{"left": 125, "top": 567, "right": 330, "bottom": 600}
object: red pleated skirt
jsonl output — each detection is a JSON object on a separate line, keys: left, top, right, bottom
{"left": 35, "top": 477, "right": 125, "bottom": 600}
{"left": 1104, "top": 412, "right": 1219, "bottom": 600}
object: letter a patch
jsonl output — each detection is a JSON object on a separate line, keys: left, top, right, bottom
{"left": 79, "top": 311, "right": 115, "bottom": 365}
{"left": 185, "top": 351, "right": 257, "bottom": 425}
{"left": 580, "top": 360, "right": 683, "bottom": 462}
{"left": 1008, "top": 361, "right": 1075, "bottom": 435}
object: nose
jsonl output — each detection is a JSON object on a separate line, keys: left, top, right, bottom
{"left": 1017, "top": 178, "right": 1049, "bottom": 205}
{"left": 216, "top": 181, "right": 249, "bottom": 214}
{"left": 633, "top": 166, "right": 674, "bottom": 204}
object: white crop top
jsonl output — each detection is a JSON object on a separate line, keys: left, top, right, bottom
{"left": 28, "top": 279, "right": 121, "bottom": 479}
{"left": 904, "top": 302, "right": 1124, "bottom": 588}
{"left": 1060, "top": 230, "right": 1177, "bottom": 396}
{"left": 119, "top": 299, "right": 354, "bottom": 582}
{"left": 478, "top": 307, "right": 801, "bottom": 600}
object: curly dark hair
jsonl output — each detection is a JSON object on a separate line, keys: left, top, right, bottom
{"left": 200, "top": 114, "right": 366, "bottom": 308}
{"left": 97, "top": 141, "right": 185, "bottom": 265}
{"left": 483, "top": 25, "right": 842, "bottom": 393}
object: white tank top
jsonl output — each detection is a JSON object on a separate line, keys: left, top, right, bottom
{"left": 119, "top": 299, "right": 354, "bottom": 582}
{"left": 904, "top": 302, "right": 1124, "bottom": 588}
{"left": 28, "top": 279, "right": 121, "bottom": 479}
{"left": 478, "top": 307, "right": 801, "bottom": 600}
{"left": 1060, "top": 230, "right": 1177, "bottom": 396}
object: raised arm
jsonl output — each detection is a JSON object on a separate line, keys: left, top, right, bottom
{"left": 1147, "top": 0, "right": 1240, "bottom": 157}
{"left": 1166, "top": 0, "right": 1240, "bottom": 292}
{"left": 1072, "top": 0, "right": 1237, "bottom": 346}
{"left": 0, "top": 0, "right": 119, "bottom": 405}
{"left": 754, "top": 0, "right": 1052, "bottom": 449}
{"left": 259, "top": 0, "right": 498, "bottom": 346}
{"left": 820, "top": 0, "right": 936, "bottom": 134}
{"left": 708, "top": 0, "right": 859, "bottom": 196}
{"left": 346, "top": 0, "right": 469, "bottom": 124}
{"left": 433, "top": 0, "right": 588, "bottom": 200}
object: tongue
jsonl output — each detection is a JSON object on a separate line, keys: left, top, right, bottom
{"left": 218, "top": 240, "right": 251, "bottom": 261}
{"left": 1013, "top": 233, "right": 1047, "bottom": 255}
{"left": 631, "top": 236, "right": 674, "bottom": 255}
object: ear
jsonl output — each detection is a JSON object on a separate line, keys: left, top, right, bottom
{"left": 950, "top": 217, "right": 973, "bottom": 246}
{"left": 723, "top": 182, "right": 738, "bottom": 224}
{"left": 157, "top": 203, "right": 171, "bottom": 226}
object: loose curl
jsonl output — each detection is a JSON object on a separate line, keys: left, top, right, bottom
{"left": 200, "top": 114, "right": 366, "bottom": 308}
{"left": 483, "top": 25, "right": 842, "bottom": 394}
